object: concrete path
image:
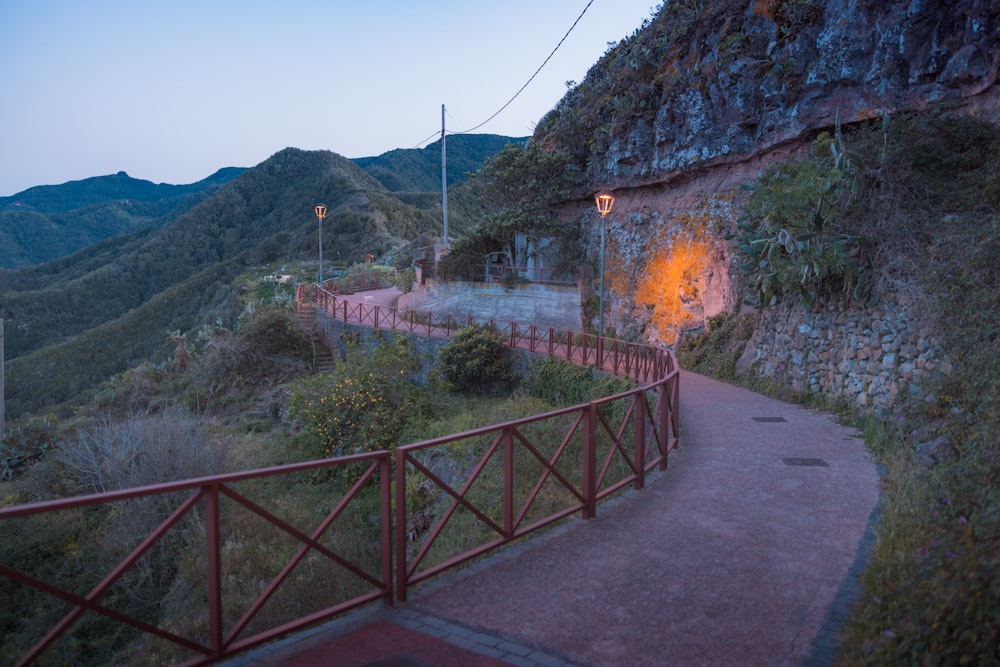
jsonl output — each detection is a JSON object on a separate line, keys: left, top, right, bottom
{"left": 226, "top": 371, "right": 880, "bottom": 667}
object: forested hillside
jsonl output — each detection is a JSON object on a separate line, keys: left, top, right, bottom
{"left": 2, "top": 147, "right": 433, "bottom": 416}
{"left": 1, "top": 136, "right": 516, "bottom": 419}
{"left": 354, "top": 133, "right": 526, "bottom": 192}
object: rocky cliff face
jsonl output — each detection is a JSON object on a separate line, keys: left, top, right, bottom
{"left": 540, "top": 0, "right": 999, "bottom": 190}
{"left": 535, "top": 0, "right": 999, "bottom": 407}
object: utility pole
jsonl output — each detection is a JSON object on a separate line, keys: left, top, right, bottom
{"left": 1, "top": 318, "right": 5, "bottom": 439}
{"left": 441, "top": 103, "right": 449, "bottom": 244}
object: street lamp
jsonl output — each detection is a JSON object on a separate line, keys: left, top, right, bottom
{"left": 314, "top": 203, "right": 327, "bottom": 285}
{"left": 594, "top": 191, "right": 615, "bottom": 339}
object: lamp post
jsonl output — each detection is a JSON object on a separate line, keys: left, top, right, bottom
{"left": 314, "top": 203, "right": 327, "bottom": 285}
{"left": 594, "top": 191, "right": 615, "bottom": 340}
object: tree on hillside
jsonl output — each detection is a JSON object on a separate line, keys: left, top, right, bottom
{"left": 439, "top": 142, "right": 580, "bottom": 278}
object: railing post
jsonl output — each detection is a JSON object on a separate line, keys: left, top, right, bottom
{"left": 634, "top": 394, "right": 647, "bottom": 490}
{"left": 503, "top": 427, "right": 514, "bottom": 537}
{"left": 583, "top": 403, "right": 597, "bottom": 519}
{"left": 380, "top": 454, "right": 393, "bottom": 606}
{"left": 658, "top": 382, "right": 670, "bottom": 469}
{"left": 395, "top": 450, "right": 409, "bottom": 601}
{"left": 206, "top": 483, "right": 223, "bottom": 655}
{"left": 670, "top": 372, "right": 680, "bottom": 452}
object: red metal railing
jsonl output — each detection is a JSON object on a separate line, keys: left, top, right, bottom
{"left": 295, "top": 271, "right": 396, "bottom": 302}
{"left": 393, "top": 370, "right": 677, "bottom": 600}
{"left": 0, "top": 279, "right": 679, "bottom": 666}
{"left": 0, "top": 454, "right": 392, "bottom": 667}
{"left": 308, "top": 282, "right": 680, "bottom": 601}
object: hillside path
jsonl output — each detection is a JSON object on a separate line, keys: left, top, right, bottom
{"left": 224, "top": 370, "right": 880, "bottom": 667}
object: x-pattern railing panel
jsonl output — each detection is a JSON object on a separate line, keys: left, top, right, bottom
{"left": 0, "top": 454, "right": 392, "bottom": 667}
{"left": 394, "top": 404, "right": 591, "bottom": 596}
{"left": 593, "top": 393, "right": 641, "bottom": 495}
{"left": 392, "top": 379, "right": 675, "bottom": 599}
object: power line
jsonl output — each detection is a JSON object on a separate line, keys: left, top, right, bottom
{"left": 413, "top": 129, "right": 441, "bottom": 150}
{"left": 411, "top": 0, "right": 598, "bottom": 148}
{"left": 453, "top": 0, "right": 597, "bottom": 135}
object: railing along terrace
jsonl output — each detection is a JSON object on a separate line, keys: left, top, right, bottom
{"left": 310, "top": 282, "right": 680, "bottom": 598}
{"left": 0, "top": 454, "right": 392, "bottom": 667}
{"left": 312, "top": 284, "right": 675, "bottom": 386}
{"left": 295, "top": 270, "right": 396, "bottom": 303}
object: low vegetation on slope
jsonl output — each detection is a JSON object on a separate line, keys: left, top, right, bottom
{"left": 679, "top": 111, "right": 1000, "bottom": 664}
{"left": 1, "top": 134, "right": 521, "bottom": 422}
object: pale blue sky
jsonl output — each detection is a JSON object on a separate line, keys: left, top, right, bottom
{"left": 0, "top": 0, "right": 659, "bottom": 196}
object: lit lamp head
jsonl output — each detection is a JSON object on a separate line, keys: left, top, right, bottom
{"left": 314, "top": 203, "right": 327, "bottom": 220}
{"left": 594, "top": 191, "right": 615, "bottom": 218}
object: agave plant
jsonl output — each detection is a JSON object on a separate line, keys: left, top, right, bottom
{"left": 732, "top": 116, "right": 876, "bottom": 309}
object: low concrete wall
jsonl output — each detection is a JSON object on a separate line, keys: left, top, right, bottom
{"left": 397, "top": 279, "right": 584, "bottom": 331}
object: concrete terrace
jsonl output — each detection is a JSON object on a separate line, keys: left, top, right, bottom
{"left": 223, "top": 324, "right": 881, "bottom": 667}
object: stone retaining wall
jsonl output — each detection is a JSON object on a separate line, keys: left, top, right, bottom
{"left": 736, "top": 298, "right": 951, "bottom": 413}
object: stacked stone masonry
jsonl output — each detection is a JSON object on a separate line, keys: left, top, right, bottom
{"left": 737, "top": 298, "right": 952, "bottom": 413}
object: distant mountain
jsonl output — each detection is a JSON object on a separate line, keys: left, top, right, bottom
{"left": 0, "top": 169, "right": 245, "bottom": 269}
{"left": 0, "top": 135, "right": 523, "bottom": 270}
{"left": 0, "top": 168, "right": 245, "bottom": 213}
{"left": 353, "top": 134, "right": 526, "bottom": 192}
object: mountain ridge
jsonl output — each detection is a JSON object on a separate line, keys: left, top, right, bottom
{"left": 0, "top": 167, "right": 246, "bottom": 213}
{"left": 0, "top": 136, "right": 525, "bottom": 270}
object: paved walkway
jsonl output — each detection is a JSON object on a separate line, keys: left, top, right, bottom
{"left": 224, "top": 371, "right": 880, "bottom": 667}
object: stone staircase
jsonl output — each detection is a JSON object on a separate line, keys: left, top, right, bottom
{"left": 296, "top": 298, "right": 336, "bottom": 374}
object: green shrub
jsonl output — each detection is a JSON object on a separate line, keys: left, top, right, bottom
{"left": 288, "top": 371, "right": 401, "bottom": 472}
{"left": 528, "top": 357, "right": 631, "bottom": 406}
{"left": 394, "top": 267, "right": 415, "bottom": 293}
{"left": 433, "top": 325, "right": 518, "bottom": 395}
{"left": 286, "top": 334, "right": 421, "bottom": 485}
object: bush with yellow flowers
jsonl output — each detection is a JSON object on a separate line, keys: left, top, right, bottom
{"left": 287, "top": 334, "right": 421, "bottom": 486}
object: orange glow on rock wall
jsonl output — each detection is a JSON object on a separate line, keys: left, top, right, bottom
{"left": 636, "top": 232, "right": 712, "bottom": 346}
